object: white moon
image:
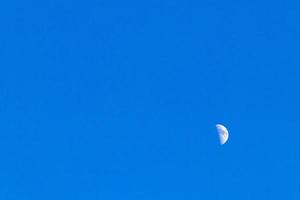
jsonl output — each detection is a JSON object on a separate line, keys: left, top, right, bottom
{"left": 216, "top": 124, "right": 229, "bottom": 145}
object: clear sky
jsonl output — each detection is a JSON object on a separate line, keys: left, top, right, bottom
{"left": 1, "top": 0, "right": 300, "bottom": 199}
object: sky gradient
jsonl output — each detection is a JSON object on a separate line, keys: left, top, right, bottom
{"left": 1, "top": 0, "right": 300, "bottom": 199}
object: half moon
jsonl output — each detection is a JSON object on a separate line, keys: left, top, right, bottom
{"left": 216, "top": 124, "right": 229, "bottom": 145}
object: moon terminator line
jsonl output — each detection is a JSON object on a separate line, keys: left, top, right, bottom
{"left": 216, "top": 124, "right": 229, "bottom": 145}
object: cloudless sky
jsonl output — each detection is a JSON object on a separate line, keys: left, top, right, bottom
{"left": 1, "top": 0, "right": 300, "bottom": 199}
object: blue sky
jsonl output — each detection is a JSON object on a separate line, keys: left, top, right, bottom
{"left": 1, "top": 0, "right": 300, "bottom": 199}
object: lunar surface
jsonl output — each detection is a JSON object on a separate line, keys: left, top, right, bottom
{"left": 216, "top": 124, "right": 229, "bottom": 145}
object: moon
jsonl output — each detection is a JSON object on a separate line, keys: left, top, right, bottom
{"left": 216, "top": 124, "right": 229, "bottom": 145}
